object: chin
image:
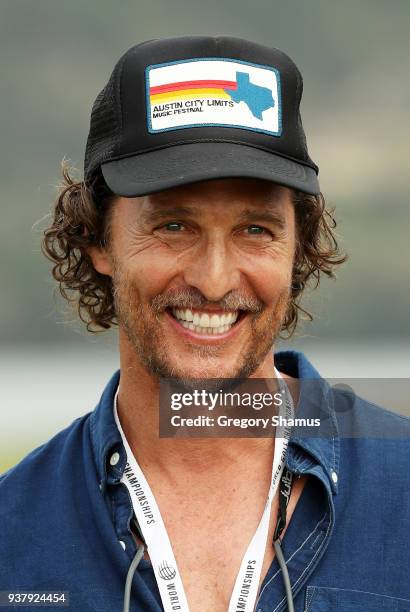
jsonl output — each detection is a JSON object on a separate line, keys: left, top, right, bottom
{"left": 169, "top": 361, "right": 238, "bottom": 381}
{"left": 163, "top": 370, "right": 241, "bottom": 395}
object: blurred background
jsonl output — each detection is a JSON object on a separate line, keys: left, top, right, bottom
{"left": 1, "top": 0, "right": 409, "bottom": 472}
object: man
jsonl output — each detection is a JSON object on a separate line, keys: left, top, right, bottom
{"left": 1, "top": 36, "right": 410, "bottom": 612}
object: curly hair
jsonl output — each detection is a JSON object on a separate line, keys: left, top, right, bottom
{"left": 42, "top": 162, "right": 347, "bottom": 336}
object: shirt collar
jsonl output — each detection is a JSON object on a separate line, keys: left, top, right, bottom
{"left": 90, "top": 370, "right": 122, "bottom": 486}
{"left": 90, "top": 350, "right": 340, "bottom": 494}
{"left": 276, "top": 350, "right": 340, "bottom": 495}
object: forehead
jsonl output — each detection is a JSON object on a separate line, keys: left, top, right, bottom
{"left": 136, "top": 178, "right": 294, "bottom": 217}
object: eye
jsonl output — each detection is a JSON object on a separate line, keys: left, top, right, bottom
{"left": 153, "top": 220, "right": 197, "bottom": 250}
{"left": 244, "top": 225, "right": 273, "bottom": 237}
{"left": 161, "top": 222, "right": 185, "bottom": 232}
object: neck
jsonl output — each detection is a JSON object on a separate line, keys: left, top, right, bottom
{"left": 115, "top": 332, "right": 298, "bottom": 486}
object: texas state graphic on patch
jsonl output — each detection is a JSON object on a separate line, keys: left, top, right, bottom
{"left": 145, "top": 58, "right": 282, "bottom": 136}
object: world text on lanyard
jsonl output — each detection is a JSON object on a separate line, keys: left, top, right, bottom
{"left": 113, "top": 368, "right": 295, "bottom": 612}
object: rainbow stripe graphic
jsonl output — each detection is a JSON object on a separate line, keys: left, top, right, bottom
{"left": 149, "top": 79, "right": 238, "bottom": 104}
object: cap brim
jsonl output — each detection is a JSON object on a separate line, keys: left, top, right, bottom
{"left": 101, "top": 142, "right": 320, "bottom": 197}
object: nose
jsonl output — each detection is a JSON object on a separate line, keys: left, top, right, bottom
{"left": 182, "top": 233, "right": 241, "bottom": 303}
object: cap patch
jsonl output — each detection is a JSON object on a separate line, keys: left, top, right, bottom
{"left": 146, "top": 58, "right": 282, "bottom": 136}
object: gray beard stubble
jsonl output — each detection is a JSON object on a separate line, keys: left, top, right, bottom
{"left": 112, "top": 261, "right": 290, "bottom": 390}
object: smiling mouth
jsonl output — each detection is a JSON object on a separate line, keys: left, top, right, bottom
{"left": 166, "top": 307, "right": 247, "bottom": 335}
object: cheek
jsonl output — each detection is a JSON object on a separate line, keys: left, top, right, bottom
{"left": 253, "top": 263, "right": 292, "bottom": 306}
{"left": 115, "top": 238, "right": 181, "bottom": 300}
{"left": 238, "top": 241, "right": 295, "bottom": 306}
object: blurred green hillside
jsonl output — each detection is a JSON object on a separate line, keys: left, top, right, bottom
{"left": 1, "top": 0, "right": 409, "bottom": 344}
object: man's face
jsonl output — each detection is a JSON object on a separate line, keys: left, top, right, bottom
{"left": 98, "top": 178, "right": 296, "bottom": 382}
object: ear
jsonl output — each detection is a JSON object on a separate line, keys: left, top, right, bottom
{"left": 87, "top": 245, "right": 113, "bottom": 277}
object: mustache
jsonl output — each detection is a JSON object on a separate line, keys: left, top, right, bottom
{"left": 151, "top": 288, "right": 264, "bottom": 314}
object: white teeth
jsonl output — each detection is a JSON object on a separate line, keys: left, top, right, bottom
{"left": 210, "top": 314, "right": 220, "bottom": 328}
{"left": 199, "top": 313, "right": 210, "bottom": 327}
{"left": 170, "top": 308, "right": 241, "bottom": 334}
{"left": 176, "top": 308, "right": 193, "bottom": 321}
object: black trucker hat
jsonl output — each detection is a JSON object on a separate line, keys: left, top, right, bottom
{"left": 84, "top": 36, "right": 320, "bottom": 196}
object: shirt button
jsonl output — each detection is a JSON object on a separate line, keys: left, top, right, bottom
{"left": 331, "top": 470, "right": 338, "bottom": 484}
{"left": 119, "top": 540, "right": 126, "bottom": 551}
{"left": 110, "top": 452, "right": 120, "bottom": 466}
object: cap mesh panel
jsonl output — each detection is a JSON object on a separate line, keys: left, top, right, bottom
{"left": 84, "top": 66, "right": 122, "bottom": 178}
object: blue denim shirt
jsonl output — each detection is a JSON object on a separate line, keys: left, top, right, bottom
{"left": 1, "top": 349, "right": 410, "bottom": 611}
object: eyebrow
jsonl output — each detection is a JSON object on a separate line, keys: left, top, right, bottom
{"left": 237, "top": 208, "right": 287, "bottom": 229}
{"left": 141, "top": 206, "right": 197, "bottom": 223}
{"left": 141, "top": 205, "right": 287, "bottom": 229}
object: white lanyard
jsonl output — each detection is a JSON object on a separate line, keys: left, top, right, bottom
{"left": 113, "top": 369, "right": 294, "bottom": 612}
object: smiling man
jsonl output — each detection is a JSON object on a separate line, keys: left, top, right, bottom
{"left": 1, "top": 36, "right": 410, "bottom": 612}
{"left": 92, "top": 179, "right": 295, "bottom": 383}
